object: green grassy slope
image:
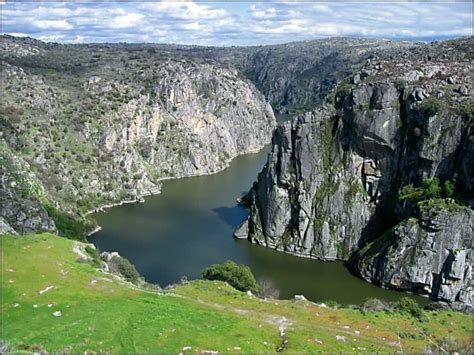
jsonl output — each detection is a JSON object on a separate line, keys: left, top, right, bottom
{"left": 1, "top": 234, "right": 472, "bottom": 353}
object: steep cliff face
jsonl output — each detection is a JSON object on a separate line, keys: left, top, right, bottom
{"left": 242, "top": 108, "right": 374, "bottom": 260}
{"left": 215, "top": 38, "right": 422, "bottom": 113}
{"left": 354, "top": 203, "right": 473, "bottom": 306}
{"left": 0, "top": 37, "right": 275, "bottom": 235}
{"left": 95, "top": 61, "right": 275, "bottom": 179}
{"left": 239, "top": 39, "right": 473, "bottom": 306}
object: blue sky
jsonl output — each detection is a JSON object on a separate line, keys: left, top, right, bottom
{"left": 1, "top": 1, "right": 472, "bottom": 45}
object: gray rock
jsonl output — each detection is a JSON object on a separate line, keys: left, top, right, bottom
{"left": 354, "top": 205, "right": 473, "bottom": 307}
{"left": 456, "top": 85, "right": 470, "bottom": 96}
{"left": 351, "top": 74, "right": 361, "bottom": 84}
{"left": 234, "top": 220, "right": 249, "bottom": 239}
{"left": 403, "top": 70, "right": 424, "bottom": 82}
{"left": 0, "top": 158, "right": 58, "bottom": 236}
{"left": 1, "top": 42, "right": 276, "bottom": 235}
{"left": 294, "top": 294, "right": 307, "bottom": 301}
{"left": 0, "top": 217, "right": 17, "bottom": 235}
{"left": 100, "top": 251, "right": 121, "bottom": 262}
{"left": 237, "top": 52, "right": 473, "bottom": 306}
{"left": 243, "top": 106, "right": 374, "bottom": 260}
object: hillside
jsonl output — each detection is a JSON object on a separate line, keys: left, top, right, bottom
{"left": 0, "top": 35, "right": 275, "bottom": 236}
{"left": 1, "top": 233, "right": 472, "bottom": 353}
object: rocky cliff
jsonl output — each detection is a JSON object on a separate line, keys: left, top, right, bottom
{"left": 1, "top": 35, "right": 426, "bottom": 237}
{"left": 0, "top": 36, "right": 275, "bottom": 236}
{"left": 353, "top": 202, "right": 473, "bottom": 307}
{"left": 238, "top": 37, "right": 473, "bottom": 306}
{"left": 213, "top": 38, "right": 423, "bottom": 113}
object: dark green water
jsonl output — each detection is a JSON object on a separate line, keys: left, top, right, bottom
{"left": 89, "top": 146, "right": 428, "bottom": 305}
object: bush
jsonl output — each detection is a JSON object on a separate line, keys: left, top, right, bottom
{"left": 420, "top": 97, "right": 443, "bottom": 118}
{"left": 85, "top": 246, "right": 102, "bottom": 268}
{"left": 443, "top": 180, "right": 455, "bottom": 197}
{"left": 456, "top": 99, "right": 474, "bottom": 118}
{"left": 397, "top": 297, "right": 425, "bottom": 320}
{"left": 109, "top": 256, "right": 141, "bottom": 284}
{"left": 202, "top": 260, "right": 259, "bottom": 293}
{"left": 421, "top": 178, "right": 442, "bottom": 199}
{"left": 43, "top": 203, "right": 96, "bottom": 240}
{"left": 395, "top": 79, "right": 407, "bottom": 91}
{"left": 85, "top": 245, "right": 100, "bottom": 259}
{"left": 399, "top": 178, "right": 456, "bottom": 202}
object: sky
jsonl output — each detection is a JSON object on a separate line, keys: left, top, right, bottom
{"left": 1, "top": 1, "right": 472, "bottom": 46}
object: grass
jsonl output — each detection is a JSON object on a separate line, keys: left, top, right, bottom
{"left": 1, "top": 233, "right": 473, "bottom": 353}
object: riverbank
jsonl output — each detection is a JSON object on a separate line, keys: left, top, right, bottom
{"left": 84, "top": 144, "right": 270, "bottom": 225}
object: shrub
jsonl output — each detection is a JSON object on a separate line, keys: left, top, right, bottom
{"left": 443, "top": 180, "right": 455, "bottom": 197}
{"left": 420, "top": 97, "right": 443, "bottom": 118}
{"left": 400, "top": 178, "right": 456, "bottom": 202}
{"left": 456, "top": 99, "right": 474, "bottom": 118}
{"left": 85, "top": 245, "right": 102, "bottom": 268}
{"left": 395, "top": 79, "right": 407, "bottom": 91}
{"left": 421, "top": 177, "right": 442, "bottom": 199}
{"left": 399, "top": 183, "right": 424, "bottom": 201}
{"left": 397, "top": 297, "right": 425, "bottom": 320}
{"left": 109, "top": 256, "right": 141, "bottom": 284}
{"left": 85, "top": 245, "right": 100, "bottom": 259}
{"left": 202, "top": 260, "right": 259, "bottom": 293}
{"left": 324, "top": 300, "right": 339, "bottom": 308}
{"left": 43, "top": 203, "right": 96, "bottom": 240}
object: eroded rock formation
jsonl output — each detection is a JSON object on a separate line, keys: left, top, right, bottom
{"left": 239, "top": 40, "right": 473, "bottom": 306}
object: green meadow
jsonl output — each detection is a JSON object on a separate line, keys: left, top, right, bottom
{"left": 1, "top": 234, "right": 472, "bottom": 353}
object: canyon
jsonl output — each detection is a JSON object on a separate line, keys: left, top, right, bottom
{"left": 1, "top": 35, "right": 472, "bottom": 308}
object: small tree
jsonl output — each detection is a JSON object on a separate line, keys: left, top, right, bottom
{"left": 394, "top": 79, "right": 406, "bottom": 91}
{"left": 109, "top": 256, "right": 141, "bottom": 284}
{"left": 421, "top": 177, "right": 442, "bottom": 199}
{"left": 420, "top": 97, "right": 442, "bottom": 118}
{"left": 397, "top": 297, "right": 425, "bottom": 320}
{"left": 202, "top": 260, "right": 259, "bottom": 293}
{"left": 443, "top": 180, "right": 455, "bottom": 197}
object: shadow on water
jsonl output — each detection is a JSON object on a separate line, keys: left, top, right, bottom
{"left": 89, "top": 144, "right": 429, "bottom": 306}
{"left": 212, "top": 206, "right": 247, "bottom": 229}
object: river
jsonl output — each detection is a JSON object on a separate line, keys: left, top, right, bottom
{"left": 89, "top": 145, "right": 428, "bottom": 305}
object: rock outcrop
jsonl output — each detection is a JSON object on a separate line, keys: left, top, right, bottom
{"left": 238, "top": 37, "right": 473, "bottom": 306}
{"left": 245, "top": 108, "right": 374, "bottom": 260}
{"left": 0, "top": 144, "right": 58, "bottom": 235}
{"left": 353, "top": 202, "right": 473, "bottom": 306}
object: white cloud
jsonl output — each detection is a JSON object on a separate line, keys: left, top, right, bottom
{"left": 1, "top": 1, "right": 471, "bottom": 45}
{"left": 109, "top": 13, "right": 144, "bottom": 29}
{"left": 33, "top": 19, "right": 73, "bottom": 30}
{"left": 139, "top": 2, "right": 229, "bottom": 20}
